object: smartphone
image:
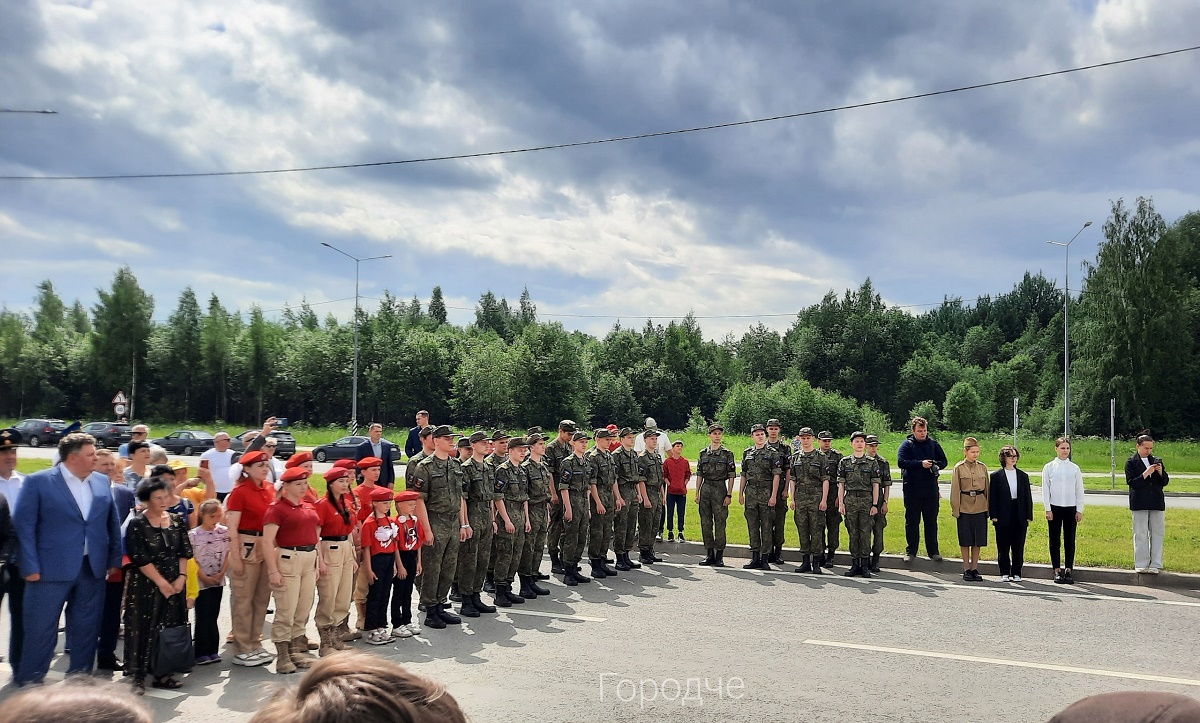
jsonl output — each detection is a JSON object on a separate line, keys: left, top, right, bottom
{"left": 200, "top": 459, "right": 210, "bottom": 470}
{"left": 274, "top": 417, "right": 289, "bottom": 429}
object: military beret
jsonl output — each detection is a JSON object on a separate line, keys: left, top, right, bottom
{"left": 238, "top": 450, "right": 269, "bottom": 467}
{"left": 323, "top": 466, "right": 351, "bottom": 483}
{"left": 817, "top": 430, "right": 834, "bottom": 440}
{"left": 333, "top": 458, "right": 357, "bottom": 470}
{"left": 798, "top": 427, "right": 815, "bottom": 437}
{"left": 357, "top": 456, "right": 383, "bottom": 469}
{"left": 418, "top": 425, "right": 435, "bottom": 438}
{"left": 394, "top": 490, "right": 421, "bottom": 503}
{"left": 431, "top": 425, "right": 454, "bottom": 439}
{"left": 469, "top": 431, "right": 489, "bottom": 444}
{"left": 285, "top": 450, "right": 313, "bottom": 468}
{"left": 0, "top": 428, "right": 22, "bottom": 450}
{"left": 526, "top": 426, "right": 543, "bottom": 436}
{"left": 456, "top": 437, "right": 472, "bottom": 448}
{"left": 766, "top": 418, "right": 782, "bottom": 428}
{"left": 571, "top": 431, "right": 591, "bottom": 442}
{"left": 526, "top": 433, "right": 545, "bottom": 445}
{"left": 369, "top": 486, "right": 395, "bottom": 502}
{"left": 594, "top": 428, "right": 613, "bottom": 439}
{"left": 280, "top": 467, "right": 310, "bottom": 484}
{"left": 643, "top": 428, "right": 660, "bottom": 438}
{"left": 707, "top": 423, "right": 723, "bottom": 433}
{"left": 558, "top": 420, "right": 577, "bottom": 433}
{"left": 749, "top": 424, "right": 765, "bottom": 433}
{"left": 619, "top": 427, "right": 636, "bottom": 438}
{"left": 508, "top": 436, "right": 529, "bottom": 448}
{"left": 490, "top": 429, "right": 510, "bottom": 441}
{"left": 850, "top": 431, "right": 866, "bottom": 441}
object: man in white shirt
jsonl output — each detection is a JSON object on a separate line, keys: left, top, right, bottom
{"left": 200, "top": 431, "right": 236, "bottom": 501}
{"left": 634, "top": 417, "right": 672, "bottom": 455}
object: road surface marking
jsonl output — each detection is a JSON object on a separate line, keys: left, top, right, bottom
{"left": 500, "top": 608, "right": 606, "bottom": 623}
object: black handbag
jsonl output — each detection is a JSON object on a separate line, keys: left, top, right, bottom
{"left": 150, "top": 578, "right": 195, "bottom": 677}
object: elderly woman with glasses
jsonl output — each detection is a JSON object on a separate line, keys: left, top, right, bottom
{"left": 989, "top": 445, "right": 1033, "bottom": 582}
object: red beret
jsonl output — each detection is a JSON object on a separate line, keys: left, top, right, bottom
{"left": 279, "top": 467, "right": 310, "bottom": 484}
{"left": 332, "top": 459, "right": 357, "bottom": 470}
{"left": 394, "top": 490, "right": 420, "bottom": 503}
{"left": 323, "top": 466, "right": 351, "bottom": 483}
{"left": 285, "top": 451, "right": 313, "bottom": 468}
{"left": 369, "top": 486, "right": 394, "bottom": 502}
{"left": 357, "top": 456, "right": 383, "bottom": 469}
{"left": 239, "top": 450, "right": 268, "bottom": 467}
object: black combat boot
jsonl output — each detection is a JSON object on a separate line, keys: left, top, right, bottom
{"left": 626, "top": 551, "right": 642, "bottom": 569}
{"left": 615, "top": 552, "right": 632, "bottom": 571}
{"left": 562, "top": 570, "right": 578, "bottom": 586}
{"left": 424, "top": 611, "right": 446, "bottom": 629}
{"left": 530, "top": 575, "right": 550, "bottom": 595}
{"left": 698, "top": 549, "right": 715, "bottom": 566}
{"left": 518, "top": 575, "right": 538, "bottom": 600}
{"left": 599, "top": 556, "right": 618, "bottom": 576}
{"left": 811, "top": 555, "right": 823, "bottom": 574}
{"left": 713, "top": 549, "right": 726, "bottom": 567}
{"left": 572, "top": 564, "right": 592, "bottom": 583}
{"left": 743, "top": 552, "right": 761, "bottom": 570}
{"left": 859, "top": 557, "right": 873, "bottom": 578}
{"left": 649, "top": 548, "right": 664, "bottom": 563}
{"left": 825, "top": 550, "right": 837, "bottom": 567}
{"left": 843, "top": 558, "right": 861, "bottom": 577}
{"left": 493, "top": 585, "right": 513, "bottom": 607}
{"left": 472, "top": 593, "right": 497, "bottom": 614}
{"left": 459, "top": 594, "right": 480, "bottom": 618}
{"left": 438, "top": 607, "right": 462, "bottom": 624}
{"left": 869, "top": 553, "right": 881, "bottom": 574}
{"left": 768, "top": 546, "right": 784, "bottom": 565}
{"left": 639, "top": 548, "right": 656, "bottom": 565}
{"left": 504, "top": 580, "right": 526, "bottom": 604}
{"left": 551, "top": 553, "right": 565, "bottom": 575}
{"left": 795, "top": 554, "right": 813, "bottom": 574}
{"left": 589, "top": 558, "right": 608, "bottom": 579}
{"left": 483, "top": 571, "right": 495, "bottom": 594}
{"left": 449, "top": 583, "right": 461, "bottom": 603}
{"left": 536, "top": 570, "right": 551, "bottom": 580}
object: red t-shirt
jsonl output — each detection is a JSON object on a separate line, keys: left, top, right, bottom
{"left": 360, "top": 514, "right": 399, "bottom": 557}
{"left": 664, "top": 456, "right": 693, "bottom": 496}
{"left": 264, "top": 497, "right": 320, "bottom": 547}
{"left": 396, "top": 514, "right": 424, "bottom": 552}
{"left": 354, "top": 484, "right": 379, "bottom": 522}
{"left": 315, "top": 494, "right": 357, "bottom": 538}
{"left": 303, "top": 486, "right": 319, "bottom": 505}
{"left": 226, "top": 481, "right": 276, "bottom": 533}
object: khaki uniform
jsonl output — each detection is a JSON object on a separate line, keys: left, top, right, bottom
{"left": 838, "top": 455, "right": 880, "bottom": 558}
{"left": 558, "top": 453, "right": 591, "bottom": 565}
{"left": 696, "top": 445, "right": 735, "bottom": 551}
{"left": 636, "top": 450, "right": 665, "bottom": 551}
{"left": 404, "top": 450, "right": 427, "bottom": 490}
{"left": 818, "top": 447, "right": 843, "bottom": 554}
{"left": 409, "top": 455, "right": 465, "bottom": 609}
{"left": 544, "top": 438, "right": 571, "bottom": 561}
{"left": 586, "top": 446, "right": 618, "bottom": 560}
{"left": 767, "top": 439, "right": 792, "bottom": 553}
{"left": 790, "top": 448, "right": 828, "bottom": 555}
{"left": 612, "top": 447, "right": 641, "bottom": 554}
{"left": 950, "top": 459, "right": 990, "bottom": 516}
{"left": 519, "top": 457, "right": 552, "bottom": 576}
{"left": 871, "top": 454, "right": 893, "bottom": 558}
{"left": 456, "top": 457, "right": 495, "bottom": 596}
{"left": 741, "top": 445, "right": 782, "bottom": 555}
{"left": 492, "top": 460, "right": 528, "bottom": 584}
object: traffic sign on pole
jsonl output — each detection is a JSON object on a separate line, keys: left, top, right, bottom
{"left": 112, "top": 391, "right": 128, "bottom": 405}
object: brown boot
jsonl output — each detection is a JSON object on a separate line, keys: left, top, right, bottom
{"left": 317, "top": 625, "right": 336, "bottom": 657}
{"left": 290, "top": 636, "right": 317, "bottom": 668}
{"left": 339, "top": 614, "right": 361, "bottom": 642}
{"left": 303, "top": 637, "right": 319, "bottom": 651}
{"left": 275, "top": 642, "right": 297, "bottom": 674}
{"left": 355, "top": 601, "right": 368, "bottom": 631}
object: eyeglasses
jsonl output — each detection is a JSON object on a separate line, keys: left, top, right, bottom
{"left": 265, "top": 444, "right": 277, "bottom": 448}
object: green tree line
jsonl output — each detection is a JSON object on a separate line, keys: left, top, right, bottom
{"left": 2, "top": 198, "right": 1196, "bottom": 437}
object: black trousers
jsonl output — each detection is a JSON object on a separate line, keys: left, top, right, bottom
{"left": 96, "top": 578, "right": 124, "bottom": 658}
{"left": 1048, "top": 505, "right": 1078, "bottom": 570}
{"left": 665, "top": 493, "right": 687, "bottom": 533}
{"left": 0, "top": 565, "right": 24, "bottom": 671}
{"left": 390, "top": 550, "right": 418, "bottom": 627}
{"left": 365, "top": 553, "right": 395, "bottom": 630}
{"left": 904, "top": 494, "right": 941, "bottom": 556}
{"left": 994, "top": 519, "right": 1028, "bottom": 577}
{"left": 193, "top": 587, "right": 224, "bottom": 658}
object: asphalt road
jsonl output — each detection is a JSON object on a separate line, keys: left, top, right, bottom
{"left": 2, "top": 551, "right": 1199, "bottom": 722}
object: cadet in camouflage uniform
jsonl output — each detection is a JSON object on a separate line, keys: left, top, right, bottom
{"left": 866, "top": 434, "right": 892, "bottom": 573}
{"left": 636, "top": 429, "right": 667, "bottom": 565}
{"left": 491, "top": 437, "right": 530, "bottom": 607}
{"left": 695, "top": 423, "right": 736, "bottom": 567}
{"left": 448, "top": 435, "right": 472, "bottom": 605}
{"left": 740, "top": 423, "right": 782, "bottom": 570}
{"left": 765, "top": 418, "right": 791, "bottom": 564}
{"left": 558, "top": 431, "right": 593, "bottom": 585}
{"left": 455, "top": 431, "right": 498, "bottom": 618}
{"left": 408, "top": 425, "right": 470, "bottom": 629}
{"left": 837, "top": 431, "right": 881, "bottom": 578}
{"left": 611, "top": 428, "right": 643, "bottom": 571}
{"left": 817, "top": 431, "right": 843, "bottom": 566}
{"left": 586, "top": 429, "right": 620, "bottom": 579}
{"left": 788, "top": 427, "right": 827, "bottom": 574}
{"left": 403, "top": 425, "right": 434, "bottom": 488}
{"left": 482, "top": 430, "right": 509, "bottom": 594}
{"left": 518, "top": 433, "right": 552, "bottom": 597}
{"left": 544, "top": 420, "right": 576, "bottom": 575}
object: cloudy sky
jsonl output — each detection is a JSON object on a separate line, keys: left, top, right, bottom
{"left": 2, "top": 0, "right": 1199, "bottom": 338}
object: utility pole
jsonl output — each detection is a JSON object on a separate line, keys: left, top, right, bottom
{"left": 1046, "top": 220, "right": 1092, "bottom": 445}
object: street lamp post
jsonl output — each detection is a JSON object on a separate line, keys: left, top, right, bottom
{"left": 320, "top": 242, "right": 392, "bottom": 432}
{"left": 1046, "top": 221, "right": 1093, "bottom": 441}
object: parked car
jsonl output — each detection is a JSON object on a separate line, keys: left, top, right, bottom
{"left": 82, "top": 421, "right": 132, "bottom": 450}
{"left": 14, "top": 418, "right": 69, "bottom": 448}
{"left": 311, "top": 435, "right": 369, "bottom": 463}
{"left": 231, "top": 430, "right": 296, "bottom": 460}
{"left": 153, "top": 430, "right": 216, "bottom": 456}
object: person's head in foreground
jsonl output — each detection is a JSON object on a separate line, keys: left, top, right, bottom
{"left": 250, "top": 651, "right": 468, "bottom": 723}
{"left": 1048, "top": 690, "right": 1200, "bottom": 722}
{"left": 0, "top": 680, "right": 152, "bottom": 723}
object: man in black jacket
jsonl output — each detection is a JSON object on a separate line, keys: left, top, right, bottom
{"left": 357, "top": 423, "right": 400, "bottom": 489}
{"left": 895, "top": 417, "right": 948, "bottom": 562}
{"left": 405, "top": 411, "right": 429, "bottom": 460}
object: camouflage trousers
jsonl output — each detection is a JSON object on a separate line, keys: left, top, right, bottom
{"left": 588, "top": 493, "right": 617, "bottom": 559}
{"left": 419, "top": 512, "right": 461, "bottom": 608}
{"left": 612, "top": 484, "right": 640, "bottom": 553}
{"left": 824, "top": 487, "right": 842, "bottom": 552}
{"left": 844, "top": 494, "right": 873, "bottom": 558}
{"left": 456, "top": 501, "right": 494, "bottom": 595}
{"left": 743, "top": 486, "right": 774, "bottom": 555}
{"left": 792, "top": 488, "right": 825, "bottom": 554}
{"left": 771, "top": 493, "right": 790, "bottom": 551}
{"left": 637, "top": 487, "right": 664, "bottom": 550}
{"left": 519, "top": 501, "right": 549, "bottom": 576}
{"left": 561, "top": 489, "right": 591, "bottom": 565}
{"left": 872, "top": 504, "right": 888, "bottom": 557}
{"left": 548, "top": 496, "right": 564, "bottom": 559}
{"left": 493, "top": 506, "right": 526, "bottom": 584}
{"left": 697, "top": 481, "right": 729, "bottom": 551}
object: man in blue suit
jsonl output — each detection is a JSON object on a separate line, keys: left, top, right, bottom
{"left": 13, "top": 432, "right": 122, "bottom": 686}
{"left": 357, "top": 422, "right": 399, "bottom": 489}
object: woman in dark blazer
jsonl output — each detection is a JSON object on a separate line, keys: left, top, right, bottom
{"left": 1125, "top": 432, "right": 1168, "bottom": 574}
{"left": 990, "top": 445, "right": 1033, "bottom": 582}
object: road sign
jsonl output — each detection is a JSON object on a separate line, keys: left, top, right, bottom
{"left": 114, "top": 404, "right": 127, "bottom": 416}
{"left": 112, "top": 391, "right": 128, "bottom": 405}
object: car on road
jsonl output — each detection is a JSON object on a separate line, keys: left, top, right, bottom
{"left": 14, "top": 418, "right": 70, "bottom": 448}
{"left": 82, "top": 421, "right": 132, "bottom": 449}
{"left": 311, "top": 435, "right": 369, "bottom": 463}
{"left": 153, "top": 430, "right": 216, "bottom": 456}
{"left": 231, "top": 430, "right": 296, "bottom": 459}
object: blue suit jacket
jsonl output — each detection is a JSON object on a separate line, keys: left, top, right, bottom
{"left": 14, "top": 466, "right": 123, "bottom": 580}
{"left": 356, "top": 439, "right": 398, "bottom": 488}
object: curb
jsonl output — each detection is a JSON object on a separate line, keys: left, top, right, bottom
{"left": 659, "top": 540, "right": 1200, "bottom": 590}
{"left": 1083, "top": 489, "right": 1200, "bottom": 499}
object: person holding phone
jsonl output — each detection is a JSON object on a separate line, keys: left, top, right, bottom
{"left": 199, "top": 432, "right": 236, "bottom": 502}
{"left": 1126, "top": 431, "right": 1169, "bottom": 574}
{"left": 1042, "top": 438, "right": 1085, "bottom": 584}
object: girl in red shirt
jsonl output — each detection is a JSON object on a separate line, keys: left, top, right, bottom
{"left": 224, "top": 450, "right": 276, "bottom": 667}
{"left": 263, "top": 467, "right": 321, "bottom": 673}
{"left": 389, "top": 490, "right": 425, "bottom": 638}
{"left": 314, "top": 466, "right": 359, "bottom": 654}
{"left": 360, "top": 486, "right": 401, "bottom": 645}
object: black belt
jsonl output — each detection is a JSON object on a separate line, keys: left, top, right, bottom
{"left": 238, "top": 530, "right": 263, "bottom": 536}
{"left": 281, "top": 544, "right": 317, "bottom": 552}
{"left": 321, "top": 535, "right": 349, "bottom": 542}
{"left": 846, "top": 490, "right": 872, "bottom": 497}
{"left": 960, "top": 490, "right": 985, "bottom": 497}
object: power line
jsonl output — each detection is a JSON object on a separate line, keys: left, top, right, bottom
{"left": 0, "top": 109, "right": 56, "bottom": 114}
{"left": 3, "top": 44, "right": 1197, "bottom": 182}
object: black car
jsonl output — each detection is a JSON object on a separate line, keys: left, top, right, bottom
{"left": 312, "top": 435, "right": 368, "bottom": 463}
{"left": 14, "top": 418, "right": 70, "bottom": 448}
{"left": 231, "top": 430, "right": 296, "bottom": 459}
{"left": 153, "top": 430, "right": 216, "bottom": 456}
{"left": 82, "top": 421, "right": 132, "bottom": 450}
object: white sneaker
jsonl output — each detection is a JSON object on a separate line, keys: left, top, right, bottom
{"left": 999, "top": 575, "right": 1011, "bottom": 582}
{"left": 392, "top": 625, "right": 414, "bottom": 638}
{"left": 405, "top": 622, "right": 422, "bottom": 635}
{"left": 233, "top": 650, "right": 271, "bottom": 667}
{"left": 1147, "top": 568, "right": 1161, "bottom": 575}
{"left": 251, "top": 647, "right": 275, "bottom": 661}
{"left": 1012, "top": 575, "right": 1022, "bottom": 582}
{"left": 1135, "top": 567, "right": 1148, "bottom": 574}
{"left": 366, "top": 629, "right": 391, "bottom": 646}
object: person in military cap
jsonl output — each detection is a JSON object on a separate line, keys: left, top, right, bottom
{"left": 586, "top": 429, "right": 620, "bottom": 579}
{"left": 865, "top": 434, "right": 893, "bottom": 573}
{"left": 740, "top": 424, "right": 782, "bottom": 570}
{"left": 544, "top": 420, "right": 576, "bottom": 575}
{"left": 0, "top": 427, "right": 25, "bottom": 671}
{"left": 518, "top": 433, "right": 553, "bottom": 596}
{"left": 481, "top": 430, "right": 510, "bottom": 595}
{"left": 611, "top": 428, "right": 642, "bottom": 571}
{"left": 455, "top": 437, "right": 471, "bottom": 462}
{"left": 491, "top": 437, "right": 531, "bottom": 606}
{"left": 408, "top": 425, "right": 470, "bottom": 630}
{"left": 788, "top": 427, "right": 827, "bottom": 574}
{"left": 765, "top": 419, "right": 791, "bottom": 564}
{"left": 837, "top": 431, "right": 881, "bottom": 577}
{"left": 558, "top": 431, "right": 593, "bottom": 584}
{"left": 454, "top": 432, "right": 498, "bottom": 618}
{"left": 404, "top": 426, "right": 435, "bottom": 489}
{"left": 636, "top": 428, "right": 667, "bottom": 565}
{"left": 526, "top": 426, "right": 543, "bottom": 438}
{"left": 695, "top": 423, "right": 735, "bottom": 567}
{"left": 816, "top": 431, "right": 843, "bottom": 566}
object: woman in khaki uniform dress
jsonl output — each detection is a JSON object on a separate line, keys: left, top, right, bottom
{"left": 950, "top": 437, "right": 990, "bottom": 582}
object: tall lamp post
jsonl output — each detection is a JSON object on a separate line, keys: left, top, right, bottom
{"left": 1046, "top": 221, "right": 1092, "bottom": 441}
{"left": 320, "top": 242, "right": 392, "bottom": 432}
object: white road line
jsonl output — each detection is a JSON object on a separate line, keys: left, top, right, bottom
{"left": 499, "top": 608, "right": 607, "bottom": 623}
{"left": 803, "top": 640, "right": 1200, "bottom": 687}
{"left": 0, "top": 663, "right": 185, "bottom": 699}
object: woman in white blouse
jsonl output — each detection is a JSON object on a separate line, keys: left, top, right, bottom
{"left": 1041, "top": 438, "right": 1085, "bottom": 584}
